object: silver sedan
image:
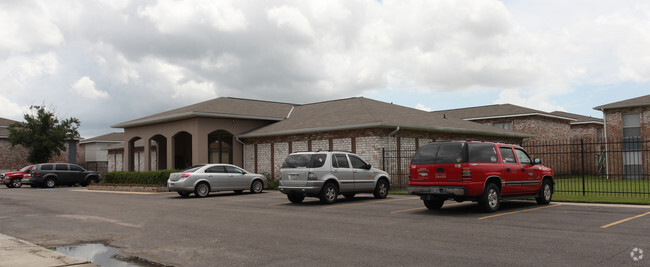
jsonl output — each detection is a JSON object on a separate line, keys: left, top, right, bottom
{"left": 167, "top": 164, "right": 267, "bottom": 198}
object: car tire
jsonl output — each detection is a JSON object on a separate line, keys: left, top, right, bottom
{"left": 194, "top": 182, "right": 210, "bottom": 198}
{"left": 287, "top": 193, "right": 305, "bottom": 203}
{"left": 233, "top": 190, "right": 244, "bottom": 194}
{"left": 319, "top": 182, "right": 338, "bottom": 204}
{"left": 250, "top": 180, "right": 263, "bottom": 194}
{"left": 423, "top": 199, "right": 444, "bottom": 210}
{"left": 9, "top": 179, "right": 22, "bottom": 188}
{"left": 479, "top": 183, "right": 500, "bottom": 212}
{"left": 373, "top": 179, "right": 389, "bottom": 199}
{"left": 535, "top": 180, "right": 553, "bottom": 205}
{"left": 44, "top": 178, "right": 56, "bottom": 188}
{"left": 178, "top": 191, "right": 191, "bottom": 197}
{"left": 343, "top": 193, "right": 356, "bottom": 199}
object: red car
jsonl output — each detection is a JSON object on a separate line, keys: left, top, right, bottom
{"left": 408, "top": 141, "right": 554, "bottom": 212}
{"left": 1, "top": 165, "right": 34, "bottom": 188}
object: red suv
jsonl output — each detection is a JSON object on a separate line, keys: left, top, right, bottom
{"left": 1, "top": 165, "right": 34, "bottom": 188}
{"left": 408, "top": 141, "right": 554, "bottom": 212}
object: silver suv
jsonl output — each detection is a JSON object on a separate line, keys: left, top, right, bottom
{"left": 279, "top": 151, "right": 391, "bottom": 204}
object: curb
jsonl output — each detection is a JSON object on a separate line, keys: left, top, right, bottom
{"left": 0, "top": 233, "right": 96, "bottom": 266}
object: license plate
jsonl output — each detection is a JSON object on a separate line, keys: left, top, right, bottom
{"left": 288, "top": 174, "right": 298, "bottom": 181}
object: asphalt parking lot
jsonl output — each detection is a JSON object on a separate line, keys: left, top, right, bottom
{"left": 0, "top": 186, "right": 649, "bottom": 266}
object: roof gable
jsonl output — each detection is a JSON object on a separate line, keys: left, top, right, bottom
{"left": 594, "top": 94, "right": 650, "bottom": 110}
{"left": 240, "top": 97, "right": 530, "bottom": 138}
{"left": 434, "top": 103, "right": 575, "bottom": 121}
{"left": 112, "top": 97, "right": 296, "bottom": 128}
{"left": 549, "top": 111, "right": 603, "bottom": 125}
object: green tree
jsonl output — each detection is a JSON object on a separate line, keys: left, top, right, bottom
{"left": 8, "top": 105, "right": 80, "bottom": 163}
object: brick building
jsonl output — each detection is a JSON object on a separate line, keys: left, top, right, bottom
{"left": 594, "top": 94, "right": 650, "bottom": 178}
{"left": 0, "top": 117, "right": 81, "bottom": 172}
{"left": 110, "top": 97, "right": 530, "bottom": 182}
{"left": 434, "top": 104, "right": 603, "bottom": 141}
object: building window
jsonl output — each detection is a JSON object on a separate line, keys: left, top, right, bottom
{"left": 208, "top": 130, "right": 233, "bottom": 164}
{"left": 622, "top": 113, "right": 642, "bottom": 178}
{"left": 493, "top": 122, "right": 513, "bottom": 130}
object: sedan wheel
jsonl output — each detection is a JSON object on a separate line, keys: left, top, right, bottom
{"left": 194, "top": 182, "right": 210, "bottom": 197}
{"left": 250, "top": 180, "right": 263, "bottom": 194}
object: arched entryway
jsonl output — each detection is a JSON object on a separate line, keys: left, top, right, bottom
{"left": 208, "top": 130, "right": 233, "bottom": 164}
{"left": 128, "top": 136, "right": 142, "bottom": 171}
{"left": 150, "top": 134, "right": 167, "bottom": 170}
{"left": 173, "top": 131, "right": 192, "bottom": 169}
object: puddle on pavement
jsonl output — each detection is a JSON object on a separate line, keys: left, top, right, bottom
{"left": 55, "top": 243, "right": 166, "bottom": 267}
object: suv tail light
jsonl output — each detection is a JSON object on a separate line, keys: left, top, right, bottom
{"left": 461, "top": 167, "right": 471, "bottom": 183}
{"left": 308, "top": 172, "right": 318, "bottom": 181}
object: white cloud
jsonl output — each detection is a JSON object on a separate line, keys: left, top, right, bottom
{"left": 415, "top": 104, "right": 432, "bottom": 112}
{"left": 71, "top": 77, "right": 109, "bottom": 99}
{"left": 137, "top": 0, "right": 247, "bottom": 33}
{"left": 0, "top": 2, "right": 64, "bottom": 54}
{"left": 0, "top": 96, "right": 29, "bottom": 120}
{"left": 267, "top": 6, "right": 315, "bottom": 40}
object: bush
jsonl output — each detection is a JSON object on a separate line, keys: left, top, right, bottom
{"left": 263, "top": 172, "right": 279, "bottom": 190}
{"left": 102, "top": 169, "right": 180, "bottom": 186}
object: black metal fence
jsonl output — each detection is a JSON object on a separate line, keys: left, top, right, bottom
{"left": 382, "top": 138, "right": 650, "bottom": 197}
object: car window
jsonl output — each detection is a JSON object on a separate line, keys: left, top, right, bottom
{"left": 349, "top": 155, "right": 368, "bottom": 169}
{"left": 311, "top": 154, "right": 327, "bottom": 168}
{"left": 332, "top": 154, "right": 350, "bottom": 168}
{"left": 281, "top": 154, "right": 327, "bottom": 168}
{"left": 514, "top": 149, "right": 532, "bottom": 165}
{"left": 225, "top": 166, "right": 244, "bottom": 174}
{"left": 468, "top": 143, "right": 498, "bottom": 163}
{"left": 183, "top": 165, "right": 205, "bottom": 172}
{"left": 69, "top": 165, "right": 82, "bottom": 171}
{"left": 40, "top": 164, "right": 53, "bottom": 171}
{"left": 435, "top": 143, "right": 465, "bottom": 164}
{"left": 55, "top": 164, "right": 68, "bottom": 171}
{"left": 205, "top": 166, "right": 226, "bottom": 173}
{"left": 499, "top": 147, "right": 517, "bottom": 164}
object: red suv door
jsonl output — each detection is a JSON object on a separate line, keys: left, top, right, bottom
{"left": 514, "top": 148, "right": 541, "bottom": 193}
{"left": 498, "top": 146, "right": 520, "bottom": 195}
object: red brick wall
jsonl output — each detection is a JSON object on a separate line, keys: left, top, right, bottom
{"left": 473, "top": 116, "right": 572, "bottom": 140}
{"left": 602, "top": 107, "right": 650, "bottom": 139}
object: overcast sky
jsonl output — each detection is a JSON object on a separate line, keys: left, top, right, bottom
{"left": 1, "top": 0, "right": 649, "bottom": 138}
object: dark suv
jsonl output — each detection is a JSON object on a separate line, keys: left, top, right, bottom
{"left": 408, "top": 141, "right": 554, "bottom": 212}
{"left": 29, "top": 163, "right": 101, "bottom": 188}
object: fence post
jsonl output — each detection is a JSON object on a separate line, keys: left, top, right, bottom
{"left": 581, "top": 139, "right": 586, "bottom": 196}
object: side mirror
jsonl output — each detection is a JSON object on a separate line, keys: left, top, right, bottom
{"left": 365, "top": 164, "right": 372, "bottom": 170}
{"left": 534, "top": 158, "right": 542, "bottom": 165}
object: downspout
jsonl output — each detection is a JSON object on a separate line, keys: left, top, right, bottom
{"left": 235, "top": 136, "right": 247, "bottom": 170}
{"left": 601, "top": 109, "right": 609, "bottom": 180}
{"left": 386, "top": 126, "right": 400, "bottom": 173}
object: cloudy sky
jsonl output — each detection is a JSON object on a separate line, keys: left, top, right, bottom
{"left": 1, "top": 0, "right": 649, "bottom": 138}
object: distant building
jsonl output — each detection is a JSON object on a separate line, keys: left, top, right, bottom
{"left": 434, "top": 104, "right": 603, "bottom": 141}
{"left": 594, "top": 94, "right": 650, "bottom": 178}
{"left": 79, "top": 132, "right": 124, "bottom": 174}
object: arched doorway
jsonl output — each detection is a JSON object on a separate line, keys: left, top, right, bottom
{"left": 128, "top": 136, "right": 142, "bottom": 171}
{"left": 150, "top": 135, "right": 167, "bottom": 170}
{"left": 208, "top": 130, "right": 233, "bottom": 164}
{"left": 173, "top": 131, "right": 192, "bottom": 169}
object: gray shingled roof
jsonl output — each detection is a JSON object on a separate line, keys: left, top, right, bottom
{"left": 433, "top": 103, "right": 575, "bottom": 121}
{"left": 0, "top": 117, "right": 19, "bottom": 137}
{"left": 112, "top": 97, "right": 295, "bottom": 128}
{"left": 80, "top": 132, "right": 124, "bottom": 144}
{"left": 593, "top": 94, "right": 650, "bottom": 110}
{"left": 239, "top": 97, "right": 530, "bottom": 138}
{"left": 550, "top": 111, "right": 603, "bottom": 125}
